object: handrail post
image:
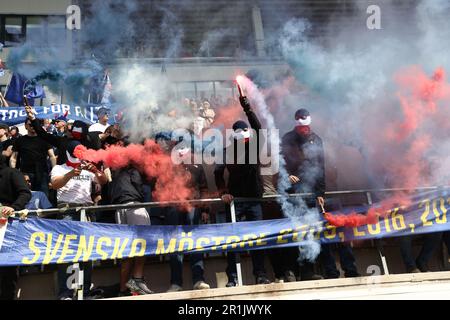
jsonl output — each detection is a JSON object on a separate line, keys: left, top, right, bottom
{"left": 366, "top": 192, "right": 389, "bottom": 275}
{"left": 76, "top": 209, "right": 87, "bottom": 300}
{"left": 230, "top": 200, "right": 243, "bottom": 286}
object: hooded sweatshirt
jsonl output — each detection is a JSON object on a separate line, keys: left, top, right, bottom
{"left": 0, "top": 155, "right": 32, "bottom": 210}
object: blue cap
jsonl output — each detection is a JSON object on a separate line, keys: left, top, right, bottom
{"left": 295, "top": 108, "right": 310, "bottom": 120}
{"left": 232, "top": 120, "right": 248, "bottom": 131}
{"left": 97, "top": 107, "right": 110, "bottom": 118}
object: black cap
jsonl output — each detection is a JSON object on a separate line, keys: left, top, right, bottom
{"left": 66, "top": 140, "right": 81, "bottom": 158}
{"left": 295, "top": 108, "right": 310, "bottom": 120}
{"left": 232, "top": 120, "right": 248, "bottom": 131}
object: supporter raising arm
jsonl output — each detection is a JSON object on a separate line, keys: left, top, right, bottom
{"left": 213, "top": 95, "right": 270, "bottom": 287}
{"left": 24, "top": 105, "right": 101, "bottom": 165}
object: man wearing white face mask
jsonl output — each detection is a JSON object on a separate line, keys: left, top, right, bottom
{"left": 282, "top": 108, "right": 322, "bottom": 196}
{"left": 281, "top": 108, "right": 325, "bottom": 281}
{"left": 166, "top": 140, "right": 211, "bottom": 292}
{"left": 281, "top": 109, "right": 359, "bottom": 280}
{"left": 214, "top": 96, "right": 270, "bottom": 287}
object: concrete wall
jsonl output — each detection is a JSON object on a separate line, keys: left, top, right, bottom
{"left": 1, "top": 59, "right": 288, "bottom": 103}
{"left": 0, "top": 0, "right": 74, "bottom": 88}
{"left": 16, "top": 242, "right": 450, "bottom": 300}
{"left": 0, "top": 0, "right": 71, "bottom": 15}
{"left": 109, "top": 59, "right": 288, "bottom": 83}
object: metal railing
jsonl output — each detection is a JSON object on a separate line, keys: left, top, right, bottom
{"left": 11, "top": 185, "right": 447, "bottom": 299}
{"left": 17, "top": 186, "right": 443, "bottom": 217}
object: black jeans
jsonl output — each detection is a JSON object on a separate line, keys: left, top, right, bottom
{"left": 443, "top": 231, "right": 450, "bottom": 255}
{"left": 320, "top": 243, "right": 359, "bottom": 278}
{"left": 56, "top": 209, "right": 93, "bottom": 298}
{"left": 225, "top": 201, "right": 267, "bottom": 280}
{"left": 399, "top": 232, "right": 443, "bottom": 271}
{"left": 269, "top": 247, "right": 299, "bottom": 278}
{"left": 0, "top": 267, "right": 18, "bottom": 300}
{"left": 292, "top": 196, "right": 321, "bottom": 278}
{"left": 263, "top": 201, "right": 299, "bottom": 278}
{"left": 164, "top": 207, "right": 205, "bottom": 287}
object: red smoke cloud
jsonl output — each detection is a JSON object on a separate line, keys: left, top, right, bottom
{"left": 388, "top": 66, "right": 450, "bottom": 142}
{"left": 327, "top": 66, "right": 450, "bottom": 227}
{"left": 74, "top": 140, "right": 193, "bottom": 207}
{"left": 383, "top": 66, "right": 450, "bottom": 189}
{"left": 213, "top": 99, "right": 244, "bottom": 130}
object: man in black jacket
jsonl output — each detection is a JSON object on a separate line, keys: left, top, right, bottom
{"left": 0, "top": 155, "right": 32, "bottom": 300}
{"left": 108, "top": 139, "right": 153, "bottom": 297}
{"left": 281, "top": 108, "right": 325, "bottom": 281}
{"left": 214, "top": 96, "right": 270, "bottom": 287}
{"left": 166, "top": 138, "right": 211, "bottom": 292}
{"left": 281, "top": 108, "right": 358, "bottom": 280}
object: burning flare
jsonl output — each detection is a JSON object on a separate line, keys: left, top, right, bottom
{"left": 235, "top": 75, "right": 244, "bottom": 98}
{"left": 324, "top": 195, "right": 411, "bottom": 227}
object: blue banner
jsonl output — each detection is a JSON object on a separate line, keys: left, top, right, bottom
{"left": 0, "top": 105, "right": 102, "bottom": 126}
{"left": 0, "top": 190, "right": 449, "bottom": 267}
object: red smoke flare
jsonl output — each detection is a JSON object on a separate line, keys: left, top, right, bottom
{"left": 236, "top": 76, "right": 244, "bottom": 97}
{"left": 74, "top": 140, "right": 193, "bottom": 208}
{"left": 324, "top": 194, "right": 412, "bottom": 227}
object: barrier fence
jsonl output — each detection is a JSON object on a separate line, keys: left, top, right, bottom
{"left": 3, "top": 185, "right": 448, "bottom": 299}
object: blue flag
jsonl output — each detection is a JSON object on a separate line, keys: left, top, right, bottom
{"left": 5, "top": 73, "right": 46, "bottom": 106}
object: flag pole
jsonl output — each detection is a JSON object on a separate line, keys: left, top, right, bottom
{"left": 0, "top": 91, "right": 9, "bottom": 107}
{"left": 23, "top": 95, "right": 31, "bottom": 108}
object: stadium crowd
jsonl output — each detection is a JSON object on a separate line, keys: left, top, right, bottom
{"left": 0, "top": 95, "right": 449, "bottom": 300}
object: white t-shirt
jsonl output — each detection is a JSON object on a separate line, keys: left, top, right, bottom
{"left": 51, "top": 164, "right": 97, "bottom": 205}
{"left": 88, "top": 122, "right": 109, "bottom": 133}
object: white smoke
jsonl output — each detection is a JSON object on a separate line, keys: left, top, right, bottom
{"left": 242, "top": 76, "right": 321, "bottom": 262}
{"left": 113, "top": 65, "right": 195, "bottom": 141}
{"left": 275, "top": 0, "right": 450, "bottom": 190}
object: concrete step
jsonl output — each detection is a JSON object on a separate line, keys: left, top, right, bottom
{"left": 107, "top": 271, "right": 450, "bottom": 300}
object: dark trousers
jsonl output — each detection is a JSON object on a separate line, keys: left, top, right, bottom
{"left": 263, "top": 201, "right": 299, "bottom": 278}
{"left": 293, "top": 197, "right": 321, "bottom": 278}
{"left": 225, "top": 202, "right": 267, "bottom": 280}
{"left": 165, "top": 207, "right": 205, "bottom": 286}
{"left": 0, "top": 267, "right": 18, "bottom": 300}
{"left": 269, "top": 247, "right": 299, "bottom": 278}
{"left": 399, "top": 233, "right": 443, "bottom": 271}
{"left": 443, "top": 231, "right": 450, "bottom": 255}
{"left": 320, "top": 243, "right": 359, "bottom": 278}
{"left": 56, "top": 209, "right": 93, "bottom": 298}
